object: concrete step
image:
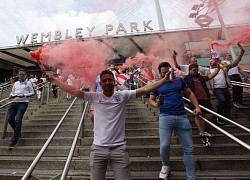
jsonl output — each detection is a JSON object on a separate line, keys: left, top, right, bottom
{"left": 80, "top": 133, "right": 250, "bottom": 146}
{"left": 0, "top": 146, "right": 75, "bottom": 157}
{"left": 78, "top": 144, "right": 250, "bottom": 157}
{"left": 0, "top": 143, "right": 248, "bottom": 157}
{"left": 65, "top": 170, "right": 250, "bottom": 180}
{"left": 83, "top": 127, "right": 250, "bottom": 137}
{"left": 0, "top": 156, "right": 72, "bottom": 170}
{"left": 0, "top": 155, "right": 249, "bottom": 171}
{"left": 72, "top": 155, "right": 250, "bottom": 171}
{"left": 5, "top": 124, "right": 79, "bottom": 132}
{"left": 0, "top": 169, "right": 250, "bottom": 180}
{"left": 2, "top": 130, "right": 77, "bottom": 139}
{"left": 26, "top": 114, "right": 89, "bottom": 120}
{"left": 0, "top": 137, "right": 77, "bottom": 146}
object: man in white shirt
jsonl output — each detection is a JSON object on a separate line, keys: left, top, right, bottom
{"left": 209, "top": 45, "right": 245, "bottom": 125}
{"left": 173, "top": 56, "right": 210, "bottom": 76}
{"left": 48, "top": 69, "right": 172, "bottom": 180}
{"left": 7, "top": 69, "right": 35, "bottom": 149}
{"left": 222, "top": 53, "right": 249, "bottom": 108}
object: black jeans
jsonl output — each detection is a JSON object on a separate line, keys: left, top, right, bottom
{"left": 229, "top": 74, "right": 243, "bottom": 104}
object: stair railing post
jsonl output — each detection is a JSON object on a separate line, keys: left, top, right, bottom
{"left": 46, "top": 83, "right": 50, "bottom": 104}
{"left": 80, "top": 101, "right": 86, "bottom": 139}
{"left": 1, "top": 108, "right": 9, "bottom": 139}
{"left": 0, "top": 87, "right": 3, "bottom": 102}
{"left": 41, "top": 86, "right": 44, "bottom": 105}
{"left": 57, "top": 89, "right": 60, "bottom": 102}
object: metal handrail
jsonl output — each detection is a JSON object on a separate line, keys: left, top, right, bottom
{"left": 0, "top": 102, "right": 11, "bottom": 139}
{"left": 0, "top": 97, "right": 9, "bottom": 104}
{"left": 0, "top": 83, "right": 12, "bottom": 101}
{"left": 0, "top": 101, "right": 11, "bottom": 109}
{"left": 185, "top": 107, "right": 250, "bottom": 151}
{"left": 132, "top": 75, "right": 148, "bottom": 85}
{"left": 0, "top": 82, "right": 12, "bottom": 89}
{"left": 61, "top": 101, "right": 89, "bottom": 180}
{"left": 138, "top": 74, "right": 155, "bottom": 83}
{"left": 231, "top": 80, "right": 250, "bottom": 88}
{"left": 183, "top": 97, "right": 250, "bottom": 134}
{"left": 22, "top": 97, "right": 78, "bottom": 180}
{"left": 34, "top": 82, "right": 50, "bottom": 104}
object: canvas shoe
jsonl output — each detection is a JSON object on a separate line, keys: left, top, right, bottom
{"left": 199, "top": 131, "right": 214, "bottom": 138}
{"left": 7, "top": 140, "right": 18, "bottom": 150}
{"left": 201, "top": 135, "right": 211, "bottom": 147}
{"left": 204, "top": 131, "right": 214, "bottom": 138}
{"left": 159, "top": 165, "right": 170, "bottom": 179}
{"left": 216, "top": 118, "right": 225, "bottom": 126}
{"left": 232, "top": 102, "right": 238, "bottom": 108}
{"left": 232, "top": 102, "right": 243, "bottom": 108}
{"left": 236, "top": 103, "right": 247, "bottom": 108}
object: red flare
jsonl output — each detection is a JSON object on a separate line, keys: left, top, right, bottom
{"left": 29, "top": 47, "right": 45, "bottom": 72}
{"left": 29, "top": 47, "right": 43, "bottom": 61}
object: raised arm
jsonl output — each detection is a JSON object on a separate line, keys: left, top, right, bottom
{"left": 208, "top": 66, "right": 220, "bottom": 80}
{"left": 136, "top": 73, "right": 170, "bottom": 98}
{"left": 227, "top": 43, "right": 245, "bottom": 69}
{"left": 239, "top": 67, "right": 249, "bottom": 82}
{"left": 48, "top": 74, "right": 84, "bottom": 99}
{"left": 173, "top": 51, "right": 181, "bottom": 70}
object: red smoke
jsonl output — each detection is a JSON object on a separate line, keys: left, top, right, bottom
{"left": 29, "top": 47, "right": 43, "bottom": 62}
{"left": 187, "top": 27, "right": 250, "bottom": 58}
{"left": 184, "top": 48, "right": 203, "bottom": 57}
{"left": 29, "top": 39, "right": 112, "bottom": 89}
{"left": 125, "top": 52, "right": 159, "bottom": 75}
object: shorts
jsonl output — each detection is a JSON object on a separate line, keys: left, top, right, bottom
{"left": 188, "top": 99, "right": 214, "bottom": 115}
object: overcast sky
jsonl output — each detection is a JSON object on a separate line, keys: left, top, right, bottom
{"left": 0, "top": 0, "right": 249, "bottom": 47}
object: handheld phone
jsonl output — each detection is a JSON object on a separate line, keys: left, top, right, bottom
{"left": 159, "top": 95, "right": 165, "bottom": 105}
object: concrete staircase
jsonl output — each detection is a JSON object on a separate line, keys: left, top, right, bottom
{"left": 0, "top": 92, "right": 250, "bottom": 179}
{"left": 0, "top": 97, "right": 83, "bottom": 179}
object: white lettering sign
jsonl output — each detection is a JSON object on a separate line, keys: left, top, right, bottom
{"left": 16, "top": 20, "right": 154, "bottom": 45}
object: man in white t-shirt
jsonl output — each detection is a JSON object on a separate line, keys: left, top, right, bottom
{"left": 173, "top": 56, "right": 210, "bottom": 76}
{"left": 209, "top": 45, "right": 245, "bottom": 125}
{"left": 48, "top": 69, "right": 170, "bottom": 180}
{"left": 222, "top": 53, "right": 249, "bottom": 108}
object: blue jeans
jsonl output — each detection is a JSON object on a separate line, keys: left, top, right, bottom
{"left": 213, "top": 88, "right": 231, "bottom": 119}
{"left": 7, "top": 102, "right": 28, "bottom": 142}
{"left": 159, "top": 114, "right": 196, "bottom": 180}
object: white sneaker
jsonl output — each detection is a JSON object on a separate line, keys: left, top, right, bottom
{"left": 204, "top": 131, "right": 214, "bottom": 138}
{"left": 237, "top": 103, "right": 247, "bottom": 108}
{"left": 201, "top": 135, "right": 211, "bottom": 147}
{"left": 233, "top": 102, "right": 241, "bottom": 108}
{"left": 159, "top": 165, "right": 170, "bottom": 179}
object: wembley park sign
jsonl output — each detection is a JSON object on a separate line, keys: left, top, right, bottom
{"left": 16, "top": 20, "right": 154, "bottom": 45}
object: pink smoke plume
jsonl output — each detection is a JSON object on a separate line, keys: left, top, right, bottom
{"left": 29, "top": 39, "right": 113, "bottom": 89}
{"left": 184, "top": 48, "right": 203, "bottom": 57}
{"left": 125, "top": 53, "right": 156, "bottom": 66}
{"left": 125, "top": 52, "right": 160, "bottom": 75}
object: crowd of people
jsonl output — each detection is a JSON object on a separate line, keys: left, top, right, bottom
{"left": 4, "top": 44, "right": 249, "bottom": 180}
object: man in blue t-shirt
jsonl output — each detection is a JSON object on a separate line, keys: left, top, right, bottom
{"left": 149, "top": 62, "right": 201, "bottom": 180}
